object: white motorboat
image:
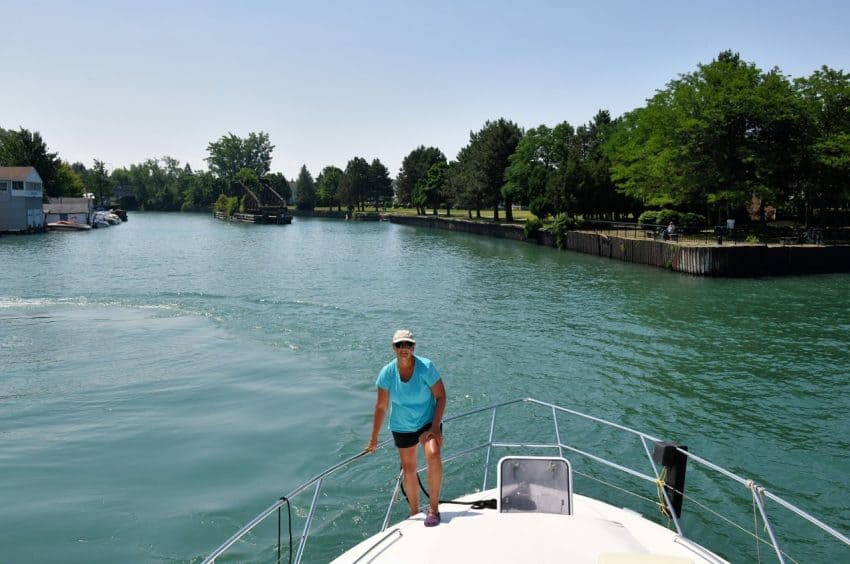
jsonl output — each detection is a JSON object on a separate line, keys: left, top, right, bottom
{"left": 94, "top": 210, "right": 121, "bottom": 225}
{"left": 202, "top": 398, "right": 849, "bottom": 563}
{"left": 92, "top": 211, "right": 111, "bottom": 228}
{"left": 46, "top": 220, "right": 92, "bottom": 231}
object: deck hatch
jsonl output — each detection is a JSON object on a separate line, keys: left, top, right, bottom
{"left": 497, "top": 456, "right": 573, "bottom": 515}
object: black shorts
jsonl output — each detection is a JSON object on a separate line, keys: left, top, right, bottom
{"left": 392, "top": 421, "right": 441, "bottom": 449}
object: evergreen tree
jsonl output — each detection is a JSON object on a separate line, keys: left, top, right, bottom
{"left": 461, "top": 119, "right": 522, "bottom": 221}
{"left": 316, "top": 166, "right": 344, "bottom": 210}
{"left": 294, "top": 165, "right": 316, "bottom": 210}
{"left": 344, "top": 157, "right": 370, "bottom": 211}
{"left": 397, "top": 146, "right": 446, "bottom": 213}
{"left": 368, "top": 159, "right": 393, "bottom": 210}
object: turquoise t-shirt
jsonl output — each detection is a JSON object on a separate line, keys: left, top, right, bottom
{"left": 376, "top": 355, "right": 441, "bottom": 432}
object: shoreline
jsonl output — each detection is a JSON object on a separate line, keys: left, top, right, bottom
{"left": 384, "top": 214, "right": 850, "bottom": 277}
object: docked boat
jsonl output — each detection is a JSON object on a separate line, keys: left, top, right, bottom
{"left": 202, "top": 398, "right": 849, "bottom": 563}
{"left": 47, "top": 220, "right": 92, "bottom": 231}
{"left": 92, "top": 211, "right": 111, "bottom": 228}
{"left": 93, "top": 210, "right": 121, "bottom": 225}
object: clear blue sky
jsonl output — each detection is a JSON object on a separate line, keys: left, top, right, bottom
{"left": 2, "top": 0, "right": 848, "bottom": 179}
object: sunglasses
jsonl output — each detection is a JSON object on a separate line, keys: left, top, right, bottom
{"left": 393, "top": 341, "right": 414, "bottom": 349}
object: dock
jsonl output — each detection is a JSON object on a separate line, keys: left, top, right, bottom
{"left": 214, "top": 211, "right": 292, "bottom": 224}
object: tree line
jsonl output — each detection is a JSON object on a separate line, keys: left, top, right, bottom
{"left": 605, "top": 51, "right": 850, "bottom": 227}
{"left": 395, "top": 51, "right": 849, "bottom": 227}
{"left": 3, "top": 51, "right": 848, "bottom": 226}
{"left": 0, "top": 127, "right": 396, "bottom": 213}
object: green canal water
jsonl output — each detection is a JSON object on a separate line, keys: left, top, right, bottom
{"left": 1, "top": 212, "right": 848, "bottom": 562}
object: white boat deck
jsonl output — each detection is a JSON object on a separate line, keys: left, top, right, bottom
{"left": 332, "top": 490, "right": 729, "bottom": 564}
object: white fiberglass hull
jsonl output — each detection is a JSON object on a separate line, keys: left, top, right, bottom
{"left": 332, "top": 489, "right": 728, "bottom": 564}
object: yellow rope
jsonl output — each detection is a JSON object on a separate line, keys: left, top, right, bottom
{"left": 655, "top": 467, "right": 672, "bottom": 520}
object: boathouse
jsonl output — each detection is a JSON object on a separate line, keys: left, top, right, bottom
{"left": 0, "top": 166, "right": 45, "bottom": 233}
{"left": 43, "top": 196, "right": 94, "bottom": 225}
{"left": 214, "top": 179, "right": 293, "bottom": 224}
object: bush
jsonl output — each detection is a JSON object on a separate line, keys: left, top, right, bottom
{"left": 656, "top": 209, "right": 680, "bottom": 226}
{"left": 680, "top": 212, "right": 706, "bottom": 227}
{"left": 213, "top": 193, "right": 227, "bottom": 213}
{"left": 529, "top": 197, "right": 553, "bottom": 221}
{"left": 524, "top": 217, "right": 543, "bottom": 239}
{"left": 639, "top": 209, "right": 706, "bottom": 229}
{"left": 213, "top": 193, "right": 240, "bottom": 217}
{"left": 638, "top": 210, "right": 660, "bottom": 226}
{"left": 552, "top": 213, "right": 578, "bottom": 249}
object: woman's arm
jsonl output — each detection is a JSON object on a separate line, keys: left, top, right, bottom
{"left": 365, "top": 388, "right": 389, "bottom": 453}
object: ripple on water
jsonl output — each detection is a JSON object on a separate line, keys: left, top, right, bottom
{"left": 0, "top": 213, "right": 847, "bottom": 562}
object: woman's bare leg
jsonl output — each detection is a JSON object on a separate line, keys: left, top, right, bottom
{"left": 398, "top": 445, "right": 420, "bottom": 515}
{"left": 422, "top": 435, "right": 442, "bottom": 514}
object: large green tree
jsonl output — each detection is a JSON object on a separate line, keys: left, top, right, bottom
{"left": 794, "top": 66, "right": 850, "bottom": 225}
{"left": 90, "top": 159, "right": 111, "bottom": 207}
{"left": 181, "top": 170, "right": 224, "bottom": 211}
{"left": 0, "top": 127, "right": 63, "bottom": 197}
{"left": 205, "top": 131, "right": 274, "bottom": 184}
{"left": 316, "top": 166, "right": 344, "bottom": 210}
{"left": 453, "top": 143, "right": 485, "bottom": 218}
{"left": 604, "top": 51, "right": 808, "bottom": 224}
{"left": 462, "top": 119, "right": 523, "bottom": 221}
{"left": 441, "top": 160, "right": 464, "bottom": 216}
{"left": 504, "top": 123, "right": 574, "bottom": 219}
{"left": 418, "top": 161, "right": 448, "bottom": 215}
{"left": 368, "top": 159, "right": 394, "bottom": 210}
{"left": 110, "top": 157, "right": 186, "bottom": 211}
{"left": 746, "top": 69, "right": 810, "bottom": 226}
{"left": 54, "top": 162, "right": 85, "bottom": 197}
{"left": 396, "top": 146, "right": 446, "bottom": 212}
{"left": 344, "top": 157, "right": 371, "bottom": 211}
{"left": 571, "top": 111, "right": 637, "bottom": 220}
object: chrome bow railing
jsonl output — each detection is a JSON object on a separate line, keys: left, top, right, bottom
{"left": 203, "top": 397, "right": 850, "bottom": 563}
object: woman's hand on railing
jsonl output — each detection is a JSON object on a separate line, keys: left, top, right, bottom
{"left": 364, "top": 438, "right": 379, "bottom": 453}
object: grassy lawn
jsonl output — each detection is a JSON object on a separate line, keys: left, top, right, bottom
{"left": 330, "top": 206, "right": 536, "bottom": 222}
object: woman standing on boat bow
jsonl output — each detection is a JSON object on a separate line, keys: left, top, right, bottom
{"left": 365, "top": 329, "right": 446, "bottom": 527}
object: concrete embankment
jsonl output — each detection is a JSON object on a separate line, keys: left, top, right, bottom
{"left": 388, "top": 214, "right": 850, "bottom": 277}
{"left": 291, "top": 209, "right": 348, "bottom": 219}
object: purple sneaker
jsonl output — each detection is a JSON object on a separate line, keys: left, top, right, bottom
{"left": 424, "top": 511, "right": 440, "bottom": 527}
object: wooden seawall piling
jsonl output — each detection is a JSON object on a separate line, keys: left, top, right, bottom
{"left": 388, "top": 215, "right": 850, "bottom": 277}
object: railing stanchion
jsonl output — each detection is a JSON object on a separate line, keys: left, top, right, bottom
{"left": 482, "top": 406, "right": 498, "bottom": 491}
{"left": 381, "top": 470, "right": 404, "bottom": 532}
{"left": 293, "top": 478, "right": 324, "bottom": 564}
{"left": 277, "top": 505, "right": 282, "bottom": 564}
{"left": 751, "top": 484, "right": 787, "bottom": 564}
{"left": 552, "top": 405, "right": 563, "bottom": 460}
{"left": 641, "top": 436, "right": 683, "bottom": 536}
